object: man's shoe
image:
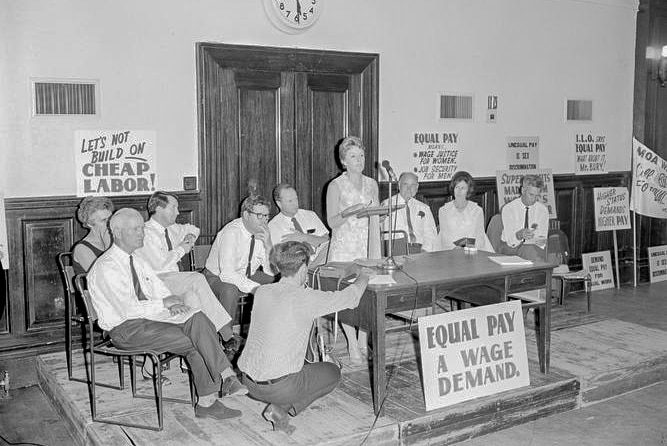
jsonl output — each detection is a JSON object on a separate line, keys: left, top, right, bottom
{"left": 263, "top": 403, "right": 295, "bottom": 434}
{"left": 220, "top": 375, "right": 249, "bottom": 397}
{"left": 195, "top": 400, "right": 242, "bottom": 420}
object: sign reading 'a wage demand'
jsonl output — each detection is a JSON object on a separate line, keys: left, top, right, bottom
{"left": 418, "top": 301, "right": 530, "bottom": 411}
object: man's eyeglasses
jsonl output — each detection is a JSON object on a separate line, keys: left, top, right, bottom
{"left": 248, "top": 211, "right": 270, "bottom": 220}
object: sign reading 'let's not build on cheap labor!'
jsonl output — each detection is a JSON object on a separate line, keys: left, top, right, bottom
{"left": 75, "top": 130, "right": 158, "bottom": 197}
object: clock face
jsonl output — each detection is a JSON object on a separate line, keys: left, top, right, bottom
{"left": 264, "top": 0, "right": 322, "bottom": 33}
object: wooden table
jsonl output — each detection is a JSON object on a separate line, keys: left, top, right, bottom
{"left": 320, "top": 249, "right": 554, "bottom": 416}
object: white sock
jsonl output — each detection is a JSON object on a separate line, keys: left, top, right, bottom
{"left": 220, "top": 368, "right": 235, "bottom": 381}
{"left": 198, "top": 393, "right": 216, "bottom": 407}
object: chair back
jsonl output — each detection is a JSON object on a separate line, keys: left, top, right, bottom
{"left": 57, "top": 252, "right": 76, "bottom": 297}
{"left": 189, "top": 234, "right": 215, "bottom": 271}
{"left": 486, "top": 214, "right": 504, "bottom": 252}
{"left": 74, "top": 273, "right": 99, "bottom": 323}
{"left": 546, "top": 229, "right": 570, "bottom": 266}
{"left": 381, "top": 229, "right": 410, "bottom": 256}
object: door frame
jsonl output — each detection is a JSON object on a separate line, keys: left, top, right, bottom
{"left": 196, "top": 43, "right": 379, "bottom": 235}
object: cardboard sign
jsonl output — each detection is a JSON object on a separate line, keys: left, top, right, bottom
{"left": 582, "top": 251, "right": 615, "bottom": 291}
{"left": 496, "top": 169, "right": 557, "bottom": 219}
{"left": 75, "top": 130, "right": 158, "bottom": 197}
{"left": 574, "top": 132, "right": 607, "bottom": 174}
{"left": 506, "top": 136, "right": 539, "bottom": 170}
{"left": 648, "top": 245, "right": 667, "bottom": 283}
{"left": 631, "top": 138, "right": 667, "bottom": 219}
{"left": 412, "top": 132, "right": 460, "bottom": 181}
{"left": 593, "top": 187, "right": 631, "bottom": 231}
{"left": 418, "top": 301, "right": 530, "bottom": 411}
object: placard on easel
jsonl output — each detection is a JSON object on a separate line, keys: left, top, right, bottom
{"left": 592, "top": 187, "right": 631, "bottom": 289}
{"left": 648, "top": 245, "right": 667, "bottom": 283}
{"left": 582, "top": 251, "right": 615, "bottom": 291}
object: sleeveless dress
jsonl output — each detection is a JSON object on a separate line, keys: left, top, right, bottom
{"left": 327, "top": 173, "right": 380, "bottom": 262}
{"left": 72, "top": 239, "right": 105, "bottom": 274}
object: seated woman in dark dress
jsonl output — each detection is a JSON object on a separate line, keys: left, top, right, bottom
{"left": 72, "top": 196, "right": 114, "bottom": 274}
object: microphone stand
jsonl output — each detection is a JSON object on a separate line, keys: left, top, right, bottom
{"left": 381, "top": 174, "right": 402, "bottom": 271}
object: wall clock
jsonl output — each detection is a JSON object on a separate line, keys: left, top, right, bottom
{"left": 263, "top": 0, "right": 322, "bottom": 34}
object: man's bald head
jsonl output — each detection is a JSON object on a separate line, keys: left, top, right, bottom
{"left": 398, "top": 172, "right": 419, "bottom": 201}
{"left": 110, "top": 208, "right": 145, "bottom": 254}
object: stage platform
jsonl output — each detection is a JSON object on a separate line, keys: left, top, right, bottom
{"left": 37, "top": 304, "right": 667, "bottom": 446}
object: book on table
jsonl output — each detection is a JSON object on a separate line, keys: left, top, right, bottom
{"left": 488, "top": 255, "right": 533, "bottom": 266}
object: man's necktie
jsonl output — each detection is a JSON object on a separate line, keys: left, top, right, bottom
{"left": 405, "top": 201, "right": 416, "bottom": 243}
{"left": 524, "top": 206, "right": 530, "bottom": 229}
{"left": 164, "top": 228, "right": 173, "bottom": 251}
{"left": 245, "top": 235, "right": 255, "bottom": 277}
{"left": 292, "top": 217, "right": 304, "bottom": 233}
{"left": 129, "top": 255, "right": 148, "bottom": 301}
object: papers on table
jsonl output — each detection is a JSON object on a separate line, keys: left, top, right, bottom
{"left": 369, "top": 275, "right": 397, "bottom": 285}
{"left": 488, "top": 255, "right": 533, "bottom": 266}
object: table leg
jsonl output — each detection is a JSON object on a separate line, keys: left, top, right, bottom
{"left": 372, "top": 293, "right": 387, "bottom": 417}
{"left": 544, "top": 271, "right": 551, "bottom": 373}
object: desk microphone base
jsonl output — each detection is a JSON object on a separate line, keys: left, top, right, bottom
{"left": 381, "top": 257, "right": 402, "bottom": 271}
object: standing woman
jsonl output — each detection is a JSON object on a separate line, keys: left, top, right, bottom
{"left": 438, "top": 171, "right": 494, "bottom": 252}
{"left": 326, "top": 136, "right": 381, "bottom": 364}
{"left": 72, "top": 196, "right": 114, "bottom": 274}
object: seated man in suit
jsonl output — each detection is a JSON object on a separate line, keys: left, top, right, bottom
{"left": 268, "top": 183, "right": 329, "bottom": 265}
{"left": 88, "top": 208, "right": 247, "bottom": 420}
{"left": 134, "top": 192, "right": 231, "bottom": 341}
{"left": 499, "top": 174, "right": 549, "bottom": 261}
{"left": 381, "top": 172, "right": 438, "bottom": 252}
{"left": 202, "top": 195, "right": 275, "bottom": 356}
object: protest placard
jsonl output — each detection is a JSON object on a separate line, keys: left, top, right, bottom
{"left": 495, "top": 169, "right": 557, "bottom": 219}
{"left": 412, "top": 132, "right": 460, "bottom": 181}
{"left": 506, "top": 136, "right": 539, "bottom": 170}
{"left": 593, "top": 187, "right": 631, "bottom": 231}
{"left": 75, "top": 130, "right": 158, "bottom": 197}
{"left": 582, "top": 251, "right": 615, "bottom": 291}
{"left": 648, "top": 245, "right": 667, "bottom": 283}
{"left": 631, "top": 138, "right": 667, "bottom": 219}
{"left": 574, "top": 132, "right": 607, "bottom": 174}
{"left": 418, "top": 301, "right": 530, "bottom": 411}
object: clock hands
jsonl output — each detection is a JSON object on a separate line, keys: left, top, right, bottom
{"left": 296, "top": 0, "right": 302, "bottom": 21}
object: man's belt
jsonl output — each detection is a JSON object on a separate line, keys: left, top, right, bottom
{"left": 244, "top": 372, "right": 290, "bottom": 386}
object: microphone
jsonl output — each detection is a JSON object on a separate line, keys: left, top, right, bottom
{"left": 381, "top": 160, "right": 398, "bottom": 182}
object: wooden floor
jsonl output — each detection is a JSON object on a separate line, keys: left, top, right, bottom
{"left": 36, "top": 283, "right": 667, "bottom": 446}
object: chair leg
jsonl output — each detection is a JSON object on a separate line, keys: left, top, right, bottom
{"left": 560, "top": 279, "right": 566, "bottom": 306}
{"left": 238, "top": 299, "right": 245, "bottom": 338}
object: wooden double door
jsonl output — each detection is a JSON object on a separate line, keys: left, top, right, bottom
{"left": 197, "top": 44, "right": 379, "bottom": 234}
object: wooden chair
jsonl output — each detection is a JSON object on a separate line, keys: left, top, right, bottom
{"left": 57, "top": 252, "right": 121, "bottom": 386}
{"left": 547, "top": 229, "right": 592, "bottom": 311}
{"left": 73, "top": 274, "right": 195, "bottom": 431}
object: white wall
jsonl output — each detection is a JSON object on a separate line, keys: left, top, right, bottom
{"left": 0, "top": 0, "right": 638, "bottom": 197}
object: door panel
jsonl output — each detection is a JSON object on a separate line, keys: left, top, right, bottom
{"left": 296, "top": 73, "right": 354, "bottom": 219}
{"left": 198, "top": 44, "right": 379, "bottom": 235}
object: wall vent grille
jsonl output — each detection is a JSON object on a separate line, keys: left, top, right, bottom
{"left": 566, "top": 99, "right": 593, "bottom": 121}
{"left": 33, "top": 81, "right": 97, "bottom": 115}
{"left": 439, "top": 94, "right": 473, "bottom": 120}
